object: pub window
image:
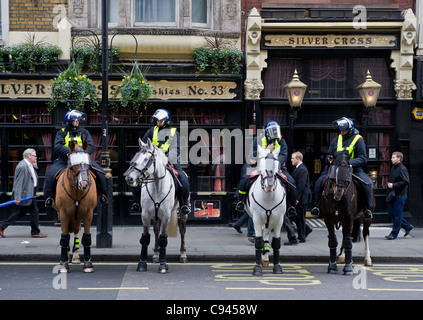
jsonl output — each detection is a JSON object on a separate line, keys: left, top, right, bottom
{"left": 192, "top": 0, "right": 209, "bottom": 27}
{"left": 366, "top": 132, "right": 391, "bottom": 190}
{"left": 353, "top": 58, "right": 395, "bottom": 98}
{"left": 0, "top": 105, "right": 51, "bottom": 124}
{"left": 134, "top": 0, "right": 177, "bottom": 25}
{"left": 309, "top": 58, "right": 347, "bottom": 99}
{"left": 7, "top": 129, "right": 53, "bottom": 194}
{"left": 263, "top": 58, "right": 304, "bottom": 98}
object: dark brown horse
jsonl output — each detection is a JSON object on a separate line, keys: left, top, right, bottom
{"left": 320, "top": 152, "right": 374, "bottom": 275}
{"left": 54, "top": 140, "right": 97, "bottom": 273}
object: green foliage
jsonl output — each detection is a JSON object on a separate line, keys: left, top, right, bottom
{"left": 9, "top": 42, "right": 62, "bottom": 73}
{"left": 111, "top": 62, "right": 152, "bottom": 112}
{"left": 193, "top": 47, "right": 242, "bottom": 75}
{"left": 48, "top": 62, "right": 99, "bottom": 112}
{"left": 70, "top": 45, "right": 120, "bottom": 71}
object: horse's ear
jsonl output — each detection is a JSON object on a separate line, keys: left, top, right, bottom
{"left": 82, "top": 139, "right": 88, "bottom": 151}
{"left": 69, "top": 140, "right": 76, "bottom": 152}
{"left": 139, "top": 138, "right": 146, "bottom": 149}
{"left": 147, "top": 138, "right": 154, "bottom": 151}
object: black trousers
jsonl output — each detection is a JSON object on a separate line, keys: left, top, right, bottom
{"left": 0, "top": 195, "right": 41, "bottom": 236}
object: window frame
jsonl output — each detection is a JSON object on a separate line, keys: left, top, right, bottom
{"left": 191, "top": 0, "right": 211, "bottom": 29}
{"left": 132, "top": 0, "right": 179, "bottom": 28}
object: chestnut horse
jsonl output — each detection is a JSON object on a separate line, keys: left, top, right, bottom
{"left": 320, "top": 152, "right": 374, "bottom": 275}
{"left": 54, "top": 140, "right": 97, "bottom": 273}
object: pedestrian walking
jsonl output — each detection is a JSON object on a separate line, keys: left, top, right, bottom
{"left": 230, "top": 212, "right": 255, "bottom": 243}
{"left": 0, "top": 149, "right": 47, "bottom": 238}
{"left": 385, "top": 151, "right": 413, "bottom": 239}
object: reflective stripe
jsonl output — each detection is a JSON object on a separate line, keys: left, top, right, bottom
{"left": 62, "top": 128, "right": 83, "bottom": 147}
{"left": 336, "top": 134, "right": 362, "bottom": 159}
{"left": 238, "top": 190, "right": 247, "bottom": 194}
{"left": 261, "top": 137, "right": 280, "bottom": 149}
{"left": 152, "top": 126, "right": 177, "bottom": 153}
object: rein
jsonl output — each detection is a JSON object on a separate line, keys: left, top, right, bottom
{"left": 251, "top": 178, "right": 285, "bottom": 228}
{"left": 61, "top": 167, "right": 92, "bottom": 221}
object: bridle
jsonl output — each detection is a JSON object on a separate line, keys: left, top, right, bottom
{"left": 326, "top": 161, "right": 352, "bottom": 201}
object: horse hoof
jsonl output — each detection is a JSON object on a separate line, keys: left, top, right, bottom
{"left": 343, "top": 264, "right": 354, "bottom": 276}
{"left": 252, "top": 265, "right": 263, "bottom": 276}
{"left": 58, "top": 262, "right": 70, "bottom": 273}
{"left": 273, "top": 265, "right": 283, "bottom": 274}
{"left": 180, "top": 256, "right": 188, "bottom": 263}
{"left": 152, "top": 256, "right": 159, "bottom": 264}
{"left": 327, "top": 263, "right": 338, "bottom": 274}
{"left": 72, "top": 257, "right": 81, "bottom": 264}
{"left": 137, "top": 261, "right": 147, "bottom": 272}
{"left": 262, "top": 260, "right": 269, "bottom": 268}
{"left": 364, "top": 258, "right": 373, "bottom": 266}
{"left": 158, "top": 264, "right": 169, "bottom": 274}
{"left": 83, "top": 261, "right": 94, "bottom": 273}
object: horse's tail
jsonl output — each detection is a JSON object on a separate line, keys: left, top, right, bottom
{"left": 167, "top": 208, "right": 178, "bottom": 237}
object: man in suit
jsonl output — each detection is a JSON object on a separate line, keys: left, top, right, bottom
{"left": 290, "top": 151, "right": 312, "bottom": 242}
{"left": 0, "top": 149, "right": 47, "bottom": 238}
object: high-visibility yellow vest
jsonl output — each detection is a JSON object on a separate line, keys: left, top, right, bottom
{"left": 336, "top": 134, "right": 362, "bottom": 159}
{"left": 152, "top": 126, "right": 177, "bottom": 153}
{"left": 261, "top": 136, "right": 280, "bottom": 149}
{"left": 62, "top": 128, "right": 83, "bottom": 147}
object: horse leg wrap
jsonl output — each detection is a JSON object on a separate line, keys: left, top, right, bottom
{"left": 82, "top": 233, "right": 92, "bottom": 262}
{"left": 60, "top": 234, "right": 70, "bottom": 263}
{"left": 158, "top": 235, "right": 168, "bottom": 263}
{"left": 343, "top": 236, "right": 353, "bottom": 266}
{"left": 271, "top": 237, "right": 281, "bottom": 268}
{"left": 255, "top": 236, "right": 264, "bottom": 266}
{"left": 140, "top": 233, "right": 150, "bottom": 262}
{"left": 263, "top": 241, "right": 270, "bottom": 253}
{"left": 72, "top": 238, "right": 80, "bottom": 253}
{"left": 328, "top": 234, "right": 338, "bottom": 263}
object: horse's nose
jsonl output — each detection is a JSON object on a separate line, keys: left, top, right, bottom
{"left": 79, "top": 180, "right": 88, "bottom": 190}
{"left": 126, "top": 176, "right": 134, "bottom": 185}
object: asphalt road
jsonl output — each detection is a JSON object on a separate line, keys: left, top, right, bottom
{"left": 0, "top": 261, "right": 422, "bottom": 302}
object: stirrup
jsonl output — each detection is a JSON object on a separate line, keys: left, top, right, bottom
{"left": 311, "top": 207, "right": 320, "bottom": 217}
{"left": 287, "top": 206, "right": 296, "bottom": 217}
{"left": 180, "top": 205, "right": 190, "bottom": 215}
{"left": 45, "top": 198, "right": 53, "bottom": 207}
{"left": 131, "top": 203, "right": 141, "bottom": 213}
{"left": 235, "top": 201, "right": 245, "bottom": 212}
{"left": 99, "top": 195, "right": 108, "bottom": 204}
{"left": 363, "top": 209, "right": 372, "bottom": 220}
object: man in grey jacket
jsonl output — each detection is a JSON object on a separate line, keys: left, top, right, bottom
{"left": 0, "top": 149, "right": 47, "bottom": 238}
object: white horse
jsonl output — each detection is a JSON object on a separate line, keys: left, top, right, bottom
{"left": 124, "top": 138, "right": 185, "bottom": 273}
{"left": 245, "top": 145, "right": 287, "bottom": 276}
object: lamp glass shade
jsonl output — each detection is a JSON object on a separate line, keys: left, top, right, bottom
{"left": 357, "top": 70, "right": 382, "bottom": 108}
{"left": 285, "top": 70, "right": 307, "bottom": 108}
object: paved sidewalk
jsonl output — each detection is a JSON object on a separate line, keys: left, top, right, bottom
{"left": 0, "top": 221, "right": 422, "bottom": 263}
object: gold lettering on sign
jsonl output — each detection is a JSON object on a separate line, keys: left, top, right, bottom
{"left": 0, "top": 79, "right": 238, "bottom": 100}
{"left": 264, "top": 34, "right": 397, "bottom": 48}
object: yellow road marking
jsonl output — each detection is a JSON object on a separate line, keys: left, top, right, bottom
{"left": 368, "top": 288, "right": 423, "bottom": 292}
{"left": 78, "top": 287, "right": 149, "bottom": 290}
{"left": 226, "top": 287, "right": 294, "bottom": 290}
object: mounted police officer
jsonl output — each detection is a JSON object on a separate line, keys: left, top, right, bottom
{"left": 131, "top": 109, "right": 190, "bottom": 215}
{"left": 44, "top": 110, "right": 108, "bottom": 207}
{"left": 311, "top": 117, "right": 373, "bottom": 219}
{"left": 235, "top": 120, "right": 297, "bottom": 216}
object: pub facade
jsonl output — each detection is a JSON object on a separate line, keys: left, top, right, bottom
{"left": 243, "top": 0, "right": 422, "bottom": 226}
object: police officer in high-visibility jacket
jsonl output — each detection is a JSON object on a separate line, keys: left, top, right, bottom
{"left": 132, "top": 109, "right": 190, "bottom": 215}
{"left": 311, "top": 117, "right": 373, "bottom": 219}
{"left": 235, "top": 120, "right": 297, "bottom": 216}
{"left": 44, "top": 110, "right": 108, "bottom": 207}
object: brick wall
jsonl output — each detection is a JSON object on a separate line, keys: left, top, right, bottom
{"left": 9, "top": 0, "right": 68, "bottom": 32}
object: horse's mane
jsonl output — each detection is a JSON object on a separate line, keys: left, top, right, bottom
{"left": 333, "top": 152, "right": 349, "bottom": 167}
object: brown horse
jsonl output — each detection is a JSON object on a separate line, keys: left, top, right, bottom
{"left": 54, "top": 140, "right": 97, "bottom": 273}
{"left": 320, "top": 152, "right": 374, "bottom": 275}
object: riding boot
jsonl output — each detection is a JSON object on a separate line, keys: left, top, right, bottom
{"left": 235, "top": 193, "right": 246, "bottom": 212}
{"left": 45, "top": 180, "right": 58, "bottom": 207}
{"left": 45, "top": 197, "right": 54, "bottom": 207}
{"left": 177, "top": 192, "right": 190, "bottom": 215}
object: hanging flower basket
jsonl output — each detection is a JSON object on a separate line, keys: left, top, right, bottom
{"left": 48, "top": 62, "right": 99, "bottom": 112}
{"left": 112, "top": 62, "right": 152, "bottom": 112}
